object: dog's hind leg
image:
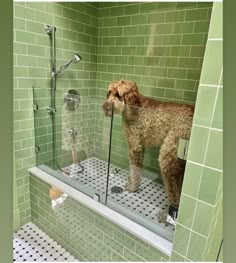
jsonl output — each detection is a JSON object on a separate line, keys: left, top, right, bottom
{"left": 157, "top": 131, "right": 186, "bottom": 222}
{"left": 125, "top": 146, "right": 144, "bottom": 192}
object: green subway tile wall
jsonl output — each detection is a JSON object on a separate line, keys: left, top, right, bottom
{"left": 14, "top": 1, "right": 98, "bottom": 225}
{"left": 170, "top": 2, "right": 223, "bottom": 261}
{"left": 30, "top": 175, "right": 169, "bottom": 262}
{"left": 96, "top": 2, "right": 212, "bottom": 171}
{"left": 13, "top": 1, "right": 223, "bottom": 262}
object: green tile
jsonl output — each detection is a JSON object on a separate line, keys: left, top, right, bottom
{"left": 140, "top": 3, "right": 158, "bottom": 13}
{"left": 147, "top": 12, "right": 165, "bottom": 24}
{"left": 111, "top": 6, "right": 124, "bottom": 17}
{"left": 168, "top": 70, "right": 187, "bottom": 80}
{"left": 158, "top": 2, "right": 177, "bottom": 10}
{"left": 14, "top": 66, "right": 28, "bottom": 78}
{"left": 188, "top": 126, "right": 209, "bottom": 164}
{"left": 63, "top": 7, "right": 77, "bottom": 21}
{"left": 177, "top": 195, "right": 196, "bottom": 228}
{"left": 178, "top": 58, "right": 200, "bottom": 69}
{"left": 152, "top": 24, "right": 173, "bottom": 35}
{"left": 172, "top": 224, "right": 191, "bottom": 256}
{"left": 116, "top": 37, "right": 130, "bottom": 46}
{"left": 135, "top": 243, "right": 162, "bottom": 261}
{"left": 117, "top": 16, "right": 131, "bottom": 26}
{"left": 150, "top": 87, "right": 165, "bottom": 97}
{"left": 124, "top": 4, "right": 140, "bottom": 15}
{"left": 165, "top": 89, "right": 183, "bottom": 100}
{"left": 123, "top": 26, "right": 138, "bottom": 36}
{"left": 162, "top": 35, "right": 182, "bottom": 45}
{"left": 208, "top": 3, "right": 222, "bottom": 39}
{"left": 176, "top": 2, "right": 197, "bottom": 9}
{"left": 14, "top": 43, "right": 27, "bottom": 54}
{"left": 45, "top": 2, "right": 63, "bottom": 16}
{"left": 158, "top": 79, "right": 175, "bottom": 89}
{"left": 182, "top": 34, "right": 204, "bottom": 45}
{"left": 192, "top": 201, "right": 214, "bottom": 236}
{"left": 170, "top": 46, "right": 190, "bottom": 57}
{"left": 182, "top": 162, "right": 202, "bottom": 198}
{"left": 171, "top": 251, "right": 185, "bottom": 262}
{"left": 15, "top": 31, "right": 36, "bottom": 44}
{"left": 194, "top": 85, "right": 218, "bottom": 126}
{"left": 14, "top": 18, "right": 25, "bottom": 31}
{"left": 194, "top": 21, "right": 210, "bottom": 33}
{"left": 26, "top": 2, "right": 45, "bottom": 11}
{"left": 190, "top": 46, "right": 206, "bottom": 57}
{"left": 212, "top": 88, "right": 222, "bottom": 129}
{"left": 159, "top": 57, "right": 178, "bottom": 67}
{"left": 200, "top": 41, "right": 222, "bottom": 85}
{"left": 131, "top": 14, "right": 147, "bottom": 25}
{"left": 28, "top": 68, "right": 47, "bottom": 78}
{"left": 130, "top": 36, "right": 145, "bottom": 46}
{"left": 27, "top": 45, "right": 45, "bottom": 57}
{"left": 15, "top": 5, "right": 36, "bottom": 20}
{"left": 198, "top": 167, "right": 221, "bottom": 205}
{"left": 17, "top": 55, "right": 37, "bottom": 67}
{"left": 123, "top": 248, "right": 145, "bottom": 261}
{"left": 187, "top": 69, "right": 201, "bottom": 80}
{"left": 187, "top": 232, "right": 207, "bottom": 261}
{"left": 36, "top": 10, "right": 53, "bottom": 24}
{"left": 173, "top": 22, "right": 194, "bottom": 33}
{"left": 165, "top": 11, "right": 185, "bottom": 22}
{"left": 205, "top": 130, "right": 222, "bottom": 170}
{"left": 185, "top": 9, "right": 208, "bottom": 21}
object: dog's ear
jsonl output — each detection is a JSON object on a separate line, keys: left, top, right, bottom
{"left": 124, "top": 89, "right": 141, "bottom": 107}
{"left": 117, "top": 80, "right": 141, "bottom": 106}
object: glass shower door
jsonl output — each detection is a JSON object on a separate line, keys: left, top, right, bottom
{"left": 105, "top": 104, "right": 193, "bottom": 241}
{"left": 33, "top": 87, "right": 113, "bottom": 204}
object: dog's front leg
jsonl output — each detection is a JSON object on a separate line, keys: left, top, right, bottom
{"left": 125, "top": 147, "right": 144, "bottom": 192}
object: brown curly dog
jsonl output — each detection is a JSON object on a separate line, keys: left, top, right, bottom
{"left": 103, "top": 80, "right": 194, "bottom": 220}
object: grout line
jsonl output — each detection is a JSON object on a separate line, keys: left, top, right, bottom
{"left": 193, "top": 124, "right": 223, "bottom": 132}
{"left": 187, "top": 161, "right": 223, "bottom": 173}
{"left": 181, "top": 193, "right": 216, "bottom": 208}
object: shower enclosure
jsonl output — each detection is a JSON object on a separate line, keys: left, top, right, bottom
{"left": 33, "top": 21, "right": 195, "bottom": 242}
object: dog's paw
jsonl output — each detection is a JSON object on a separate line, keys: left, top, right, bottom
{"left": 124, "top": 183, "right": 139, "bottom": 192}
{"left": 156, "top": 210, "right": 168, "bottom": 223}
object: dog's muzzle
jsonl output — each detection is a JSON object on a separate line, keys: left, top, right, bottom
{"left": 102, "top": 101, "right": 113, "bottom": 117}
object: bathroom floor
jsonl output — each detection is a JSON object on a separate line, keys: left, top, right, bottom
{"left": 13, "top": 222, "right": 78, "bottom": 262}
{"left": 62, "top": 157, "right": 175, "bottom": 233}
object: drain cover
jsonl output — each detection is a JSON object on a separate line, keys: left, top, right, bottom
{"left": 111, "top": 186, "right": 123, "bottom": 193}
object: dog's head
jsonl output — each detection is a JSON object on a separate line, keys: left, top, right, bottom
{"left": 102, "top": 79, "right": 141, "bottom": 117}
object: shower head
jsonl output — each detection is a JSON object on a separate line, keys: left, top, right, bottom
{"left": 56, "top": 53, "right": 82, "bottom": 75}
{"left": 73, "top": 54, "right": 81, "bottom": 63}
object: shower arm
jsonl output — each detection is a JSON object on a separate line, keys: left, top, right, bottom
{"left": 53, "top": 58, "right": 74, "bottom": 77}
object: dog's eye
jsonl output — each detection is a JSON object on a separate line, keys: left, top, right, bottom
{"left": 116, "top": 92, "right": 122, "bottom": 100}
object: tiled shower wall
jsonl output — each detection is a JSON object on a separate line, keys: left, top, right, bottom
{"left": 13, "top": 1, "right": 98, "bottom": 225}
{"left": 96, "top": 2, "right": 212, "bottom": 171}
{"left": 170, "top": 2, "right": 223, "bottom": 261}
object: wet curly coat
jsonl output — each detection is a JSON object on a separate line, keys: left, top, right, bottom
{"left": 103, "top": 80, "right": 194, "bottom": 211}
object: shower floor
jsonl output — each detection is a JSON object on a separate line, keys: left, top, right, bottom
{"left": 13, "top": 222, "right": 78, "bottom": 262}
{"left": 62, "top": 157, "right": 175, "bottom": 233}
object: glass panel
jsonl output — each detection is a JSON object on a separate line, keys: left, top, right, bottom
{"left": 106, "top": 103, "right": 193, "bottom": 241}
{"left": 33, "top": 87, "right": 112, "bottom": 203}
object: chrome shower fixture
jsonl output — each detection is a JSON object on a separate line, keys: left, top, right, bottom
{"left": 44, "top": 24, "right": 56, "bottom": 34}
{"left": 55, "top": 54, "right": 82, "bottom": 76}
{"left": 64, "top": 89, "right": 80, "bottom": 111}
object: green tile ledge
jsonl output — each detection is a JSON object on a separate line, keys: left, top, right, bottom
{"left": 29, "top": 166, "right": 172, "bottom": 256}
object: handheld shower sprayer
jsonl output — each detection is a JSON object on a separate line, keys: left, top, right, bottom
{"left": 55, "top": 54, "right": 82, "bottom": 76}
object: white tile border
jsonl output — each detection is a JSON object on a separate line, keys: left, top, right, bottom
{"left": 29, "top": 166, "right": 173, "bottom": 257}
